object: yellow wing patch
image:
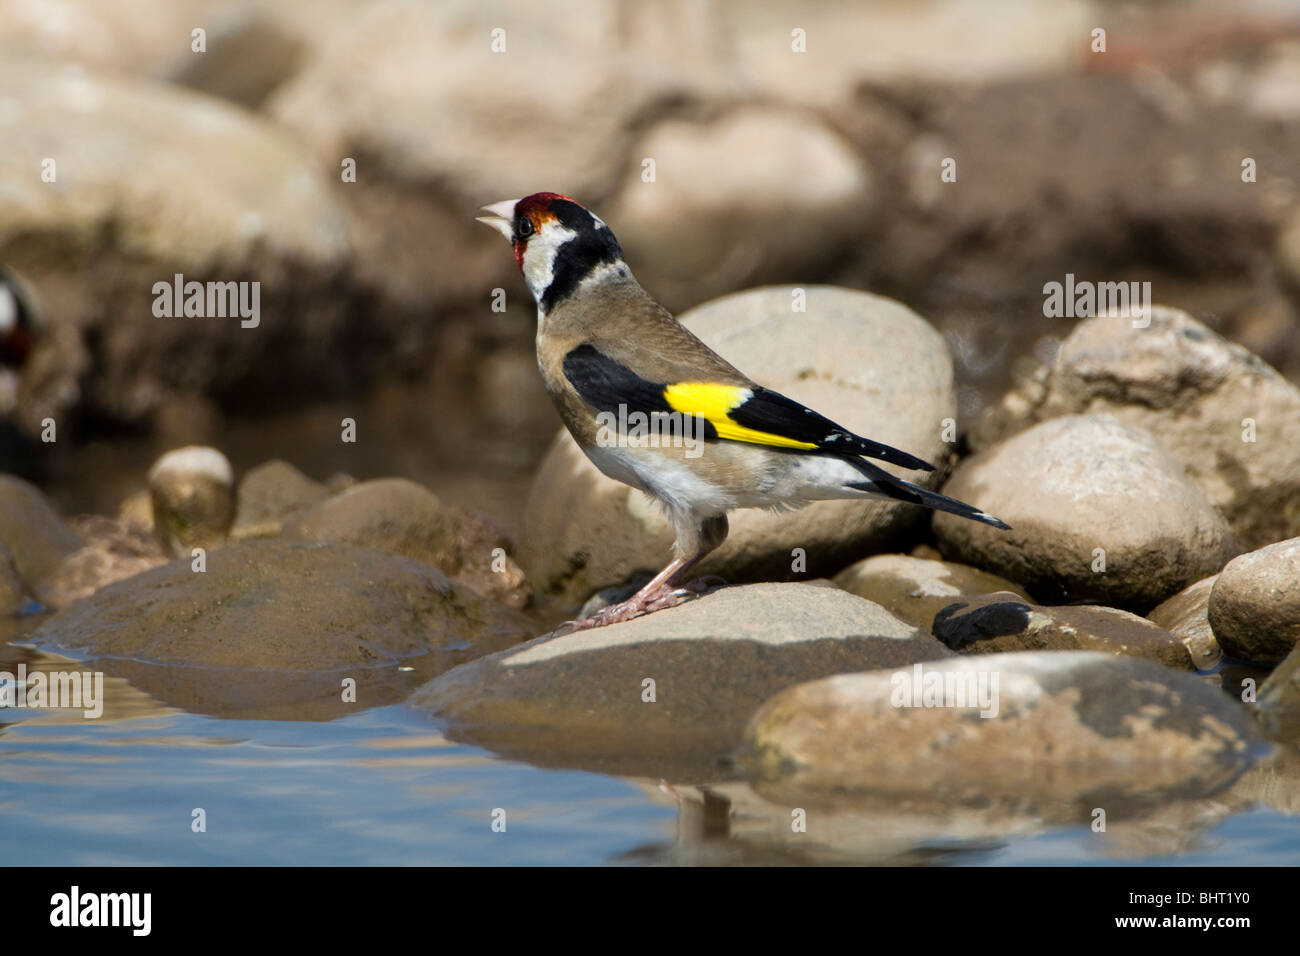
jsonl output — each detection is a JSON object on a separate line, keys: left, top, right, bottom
{"left": 662, "top": 382, "right": 818, "bottom": 450}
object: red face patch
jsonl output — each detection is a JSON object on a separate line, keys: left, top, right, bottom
{"left": 509, "top": 192, "right": 579, "bottom": 270}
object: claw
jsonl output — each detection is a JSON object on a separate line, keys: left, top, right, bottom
{"left": 545, "top": 578, "right": 726, "bottom": 634}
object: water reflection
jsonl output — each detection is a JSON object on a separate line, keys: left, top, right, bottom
{"left": 0, "top": 639, "right": 1296, "bottom": 865}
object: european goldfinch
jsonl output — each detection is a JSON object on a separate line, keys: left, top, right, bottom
{"left": 478, "top": 193, "right": 1008, "bottom": 629}
{"left": 0, "top": 266, "right": 35, "bottom": 414}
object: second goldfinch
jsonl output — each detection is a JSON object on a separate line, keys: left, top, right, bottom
{"left": 478, "top": 193, "right": 1008, "bottom": 630}
{"left": 0, "top": 266, "right": 35, "bottom": 415}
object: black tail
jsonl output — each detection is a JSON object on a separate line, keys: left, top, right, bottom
{"left": 844, "top": 458, "right": 1011, "bottom": 530}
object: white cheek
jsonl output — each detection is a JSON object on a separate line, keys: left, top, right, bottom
{"left": 521, "top": 223, "right": 577, "bottom": 302}
{"left": 522, "top": 245, "right": 555, "bottom": 298}
{"left": 0, "top": 287, "right": 16, "bottom": 333}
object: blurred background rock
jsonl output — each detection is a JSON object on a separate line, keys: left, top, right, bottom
{"left": 2, "top": 0, "right": 1299, "bottom": 538}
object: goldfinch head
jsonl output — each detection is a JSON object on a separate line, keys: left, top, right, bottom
{"left": 477, "top": 192, "right": 627, "bottom": 314}
{"left": 0, "top": 266, "right": 35, "bottom": 413}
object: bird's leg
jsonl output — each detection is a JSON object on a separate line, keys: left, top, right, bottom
{"left": 553, "top": 514, "right": 729, "bottom": 633}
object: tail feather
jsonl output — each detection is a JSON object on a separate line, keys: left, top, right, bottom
{"left": 844, "top": 458, "right": 1010, "bottom": 530}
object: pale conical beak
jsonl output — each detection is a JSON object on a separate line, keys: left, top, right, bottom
{"left": 475, "top": 199, "right": 519, "bottom": 240}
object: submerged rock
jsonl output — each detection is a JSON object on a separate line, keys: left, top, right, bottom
{"left": 31, "top": 539, "right": 529, "bottom": 670}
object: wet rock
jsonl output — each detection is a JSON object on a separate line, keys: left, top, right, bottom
{"left": 0, "top": 474, "right": 83, "bottom": 588}
{"left": 38, "top": 515, "right": 168, "bottom": 608}
{"left": 520, "top": 286, "right": 956, "bottom": 606}
{"left": 283, "top": 478, "right": 530, "bottom": 609}
{"left": 1147, "top": 575, "right": 1223, "bottom": 670}
{"left": 1209, "top": 537, "right": 1300, "bottom": 666}
{"left": 230, "top": 459, "right": 331, "bottom": 540}
{"left": 31, "top": 539, "right": 529, "bottom": 671}
{"left": 147, "top": 447, "right": 235, "bottom": 558}
{"left": 413, "top": 583, "right": 952, "bottom": 779}
{"left": 972, "top": 307, "right": 1300, "bottom": 550}
{"left": 738, "top": 652, "right": 1259, "bottom": 814}
{"left": 932, "top": 592, "right": 1195, "bottom": 670}
{"left": 832, "top": 553, "right": 1030, "bottom": 632}
{"left": 934, "top": 414, "right": 1241, "bottom": 611}
{"left": 609, "top": 109, "right": 872, "bottom": 311}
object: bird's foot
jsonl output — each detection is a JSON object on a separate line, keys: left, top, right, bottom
{"left": 549, "top": 578, "right": 727, "bottom": 635}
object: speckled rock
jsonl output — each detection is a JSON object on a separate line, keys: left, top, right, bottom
{"left": 31, "top": 539, "right": 529, "bottom": 670}
{"left": 0, "top": 474, "right": 83, "bottom": 588}
{"left": 737, "top": 652, "right": 1259, "bottom": 812}
{"left": 413, "top": 583, "right": 952, "bottom": 779}
{"left": 934, "top": 414, "right": 1241, "bottom": 610}
{"left": 972, "top": 307, "right": 1300, "bottom": 550}
{"left": 832, "top": 553, "right": 1030, "bottom": 631}
{"left": 283, "top": 477, "right": 530, "bottom": 609}
{"left": 932, "top": 592, "right": 1195, "bottom": 670}
{"left": 1208, "top": 537, "right": 1300, "bottom": 666}
{"left": 520, "top": 286, "right": 956, "bottom": 608}
{"left": 37, "top": 515, "right": 167, "bottom": 608}
{"left": 1148, "top": 575, "right": 1223, "bottom": 671}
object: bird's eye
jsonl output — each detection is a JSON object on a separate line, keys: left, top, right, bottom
{"left": 515, "top": 217, "right": 535, "bottom": 239}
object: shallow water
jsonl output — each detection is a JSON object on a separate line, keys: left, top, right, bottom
{"left": 2, "top": 642, "right": 1298, "bottom": 866}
